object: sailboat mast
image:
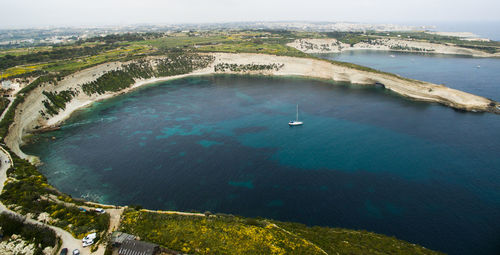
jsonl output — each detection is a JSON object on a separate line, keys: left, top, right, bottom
{"left": 296, "top": 104, "right": 299, "bottom": 121}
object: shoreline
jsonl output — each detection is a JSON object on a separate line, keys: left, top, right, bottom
{"left": 45, "top": 72, "right": 213, "bottom": 127}
{"left": 317, "top": 47, "right": 484, "bottom": 57}
{"left": 0, "top": 52, "right": 495, "bottom": 254}
{"left": 4, "top": 52, "right": 499, "bottom": 160}
{"left": 288, "top": 38, "right": 500, "bottom": 58}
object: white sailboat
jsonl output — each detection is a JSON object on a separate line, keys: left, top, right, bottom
{"left": 289, "top": 104, "right": 303, "bottom": 126}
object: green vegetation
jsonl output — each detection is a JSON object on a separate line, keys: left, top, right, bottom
{"left": 0, "top": 96, "right": 24, "bottom": 140}
{"left": 1, "top": 29, "right": 498, "bottom": 80}
{"left": 119, "top": 209, "right": 325, "bottom": 254}
{"left": 0, "top": 44, "right": 119, "bottom": 70}
{"left": 119, "top": 209, "right": 442, "bottom": 255}
{"left": 0, "top": 212, "right": 58, "bottom": 255}
{"left": 389, "top": 45, "right": 435, "bottom": 52}
{"left": 81, "top": 69, "right": 135, "bottom": 95}
{"left": 0, "top": 64, "right": 49, "bottom": 79}
{"left": 19, "top": 74, "right": 59, "bottom": 94}
{"left": 136, "top": 35, "right": 233, "bottom": 50}
{"left": 214, "top": 63, "right": 284, "bottom": 72}
{"left": 80, "top": 32, "right": 164, "bottom": 44}
{"left": 0, "top": 152, "right": 110, "bottom": 238}
{"left": 0, "top": 97, "right": 10, "bottom": 116}
{"left": 272, "top": 221, "right": 444, "bottom": 255}
{"left": 198, "top": 41, "right": 308, "bottom": 57}
{"left": 0, "top": 29, "right": 495, "bottom": 254}
{"left": 82, "top": 53, "right": 214, "bottom": 95}
{"left": 41, "top": 89, "right": 79, "bottom": 116}
{"left": 367, "top": 31, "right": 500, "bottom": 54}
{"left": 325, "top": 32, "right": 375, "bottom": 46}
{"left": 0, "top": 74, "right": 64, "bottom": 139}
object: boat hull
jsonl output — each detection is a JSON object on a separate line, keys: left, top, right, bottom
{"left": 289, "top": 121, "right": 303, "bottom": 126}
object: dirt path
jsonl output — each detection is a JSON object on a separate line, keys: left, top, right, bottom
{"left": 0, "top": 92, "right": 123, "bottom": 255}
{"left": 107, "top": 207, "right": 124, "bottom": 233}
{"left": 0, "top": 147, "right": 94, "bottom": 254}
{"left": 269, "top": 223, "right": 329, "bottom": 255}
{"left": 0, "top": 98, "right": 13, "bottom": 121}
{"left": 140, "top": 208, "right": 205, "bottom": 217}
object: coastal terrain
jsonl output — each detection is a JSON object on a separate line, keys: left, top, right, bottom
{"left": 4, "top": 52, "right": 499, "bottom": 158}
{"left": 287, "top": 38, "right": 500, "bottom": 57}
{"left": 1, "top": 28, "right": 500, "bottom": 254}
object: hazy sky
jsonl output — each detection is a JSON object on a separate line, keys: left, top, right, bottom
{"left": 2, "top": 0, "right": 500, "bottom": 28}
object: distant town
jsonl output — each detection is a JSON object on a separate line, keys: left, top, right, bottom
{"left": 0, "top": 21, "right": 437, "bottom": 48}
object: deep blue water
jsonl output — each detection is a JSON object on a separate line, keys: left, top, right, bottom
{"left": 317, "top": 50, "right": 500, "bottom": 101}
{"left": 23, "top": 74, "right": 500, "bottom": 255}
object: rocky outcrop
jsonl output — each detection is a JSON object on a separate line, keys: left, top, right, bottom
{"left": 288, "top": 38, "right": 500, "bottom": 57}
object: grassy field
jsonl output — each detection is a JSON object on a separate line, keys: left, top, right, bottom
{"left": 135, "top": 35, "right": 233, "bottom": 49}
{"left": 119, "top": 209, "right": 442, "bottom": 255}
{"left": 42, "top": 44, "right": 153, "bottom": 72}
{"left": 0, "top": 46, "right": 53, "bottom": 57}
{"left": 0, "top": 64, "right": 48, "bottom": 79}
{"left": 197, "top": 41, "right": 308, "bottom": 57}
{"left": 3, "top": 29, "right": 496, "bottom": 80}
{"left": 0, "top": 30, "right": 313, "bottom": 79}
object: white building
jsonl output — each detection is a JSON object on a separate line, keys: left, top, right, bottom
{"left": 1, "top": 80, "right": 12, "bottom": 90}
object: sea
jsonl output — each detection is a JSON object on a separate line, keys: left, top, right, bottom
{"left": 431, "top": 21, "right": 500, "bottom": 41}
{"left": 23, "top": 51, "right": 500, "bottom": 254}
{"left": 402, "top": 21, "right": 500, "bottom": 41}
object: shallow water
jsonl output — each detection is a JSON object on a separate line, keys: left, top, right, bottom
{"left": 24, "top": 74, "right": 500, "bottom": 255}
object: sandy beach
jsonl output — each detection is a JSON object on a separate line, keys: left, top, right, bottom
{"left": 4, "top": 52, "right": 498, "bottom": 160}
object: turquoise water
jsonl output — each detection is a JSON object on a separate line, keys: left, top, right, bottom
{"left": 23, "top": 74, "right": 500, "bottom": 255}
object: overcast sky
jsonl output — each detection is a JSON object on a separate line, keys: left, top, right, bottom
{"left": 2, "top": 0, "right": 500, "bottom": 29}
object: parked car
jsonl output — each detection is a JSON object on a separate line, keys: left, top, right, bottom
{"left": 82, "top": 232, "right": 97, "bottom": 247}
{"left": 94, "top": 208, "right": 105, "bottom": 213}
{"left": 72, "top": 249, "right": 80, "bottom": 255}
{"left": 82, "top": 239, "right": 94, "bottom": 247}
{"left": 82, "top": 232, "right": 97, "bottom": 242}
{"left": 59, "top": 248, "right": 68, "bottom": 255}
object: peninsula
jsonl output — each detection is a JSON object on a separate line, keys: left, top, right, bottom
{"left": 1, "top": 28, "right": 498, "bottom": 255}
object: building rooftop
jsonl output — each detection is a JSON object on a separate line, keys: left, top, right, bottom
{"left": 111, "top": 231, "right": 136, "bottom": 245}
{"left": 118, "top": 239, "right": 158, "bottom": 255}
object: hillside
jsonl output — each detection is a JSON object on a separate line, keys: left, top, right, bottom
{"left": 119, "top": 209, "right": 443, "bottom": 255}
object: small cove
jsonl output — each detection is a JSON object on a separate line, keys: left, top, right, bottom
{"left": 23, "top": 74, "right": 500, "bottom": 255}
